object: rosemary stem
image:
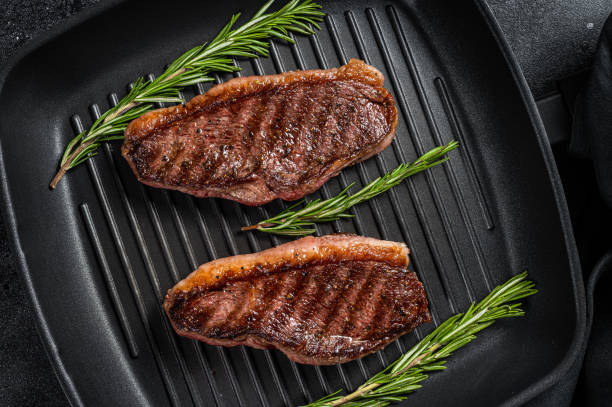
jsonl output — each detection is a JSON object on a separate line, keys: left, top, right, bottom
{"left": 50, "top": 66, "right": 196, "bottom": 188}
{"left": 243, "top": 140, "right": 459, "bottom": 235}
{"left": 50, "top": 0, "right": 324, "bottom": 187}
{"left": 328, "top": 344, "right": 440, "bottom": 406}
{"left": 328, "top": 383, "right": 379, "bottom": 406}
{"left": 49, "top": 100, "right": 139, "bottom": 188}
{"left": 241, "top": 222, "right": 275, "bottom": 231}
{"left": 104, "top": 101, "right": 138, "bottom": 123}
{"left": 164, "top": 67, "right": 187, "bottom": 83}
{"left": 49, "top": 140, "right": 95, "bottom": 189}
{"left": 394, "top": 343, "right": 440, "bottom": 376}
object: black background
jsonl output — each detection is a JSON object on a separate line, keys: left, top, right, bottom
{"left": 1, "top": 1, "right": 611, "bottom": 406}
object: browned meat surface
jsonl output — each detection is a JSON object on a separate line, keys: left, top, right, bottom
{"left": 122, "top": 59, "right": 397, "bottom": 205}
{"left": 163, "top": 235, "right": 431, "bottom": 365}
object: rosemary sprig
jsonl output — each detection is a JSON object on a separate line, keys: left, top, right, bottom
{"left": 242, "top": 140, "right": 459, "bottom": 235}
{"left": 304, "top": 271, "right": 538, "bottom": 407}
{"left": 50, "top": 0, "right": 324, "bottom": 188}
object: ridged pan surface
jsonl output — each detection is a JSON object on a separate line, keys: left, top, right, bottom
{"left": 0, "top": 0, "right": 584, "bottom": 406}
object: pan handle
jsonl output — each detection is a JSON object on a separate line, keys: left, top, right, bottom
{"left": 569, "top": 14, "right": 612, "bottom": 210}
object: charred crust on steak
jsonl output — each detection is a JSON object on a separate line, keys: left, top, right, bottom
{"left": 122, "top": 59, "right": 398, "bottom": 206}
{"left": 163, "top": 235, "right": 430, "bottom": 365}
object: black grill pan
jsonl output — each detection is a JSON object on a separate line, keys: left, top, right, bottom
{"left": 0, "top": 0, "right": 585, "bottom": 406}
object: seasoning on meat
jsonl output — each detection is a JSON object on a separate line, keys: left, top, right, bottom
{"left": 122, "top": 59, "right": 398, "bottom": 206}
{"left": 163, "top": 234, "right": 431, "bottom": 365}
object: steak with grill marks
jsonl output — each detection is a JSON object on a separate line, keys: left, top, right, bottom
{"left": 122, "top": 59, "right": 398, "bottom": 205}
{"left": 163, "top": 235, "right": 431, "bottom": 365}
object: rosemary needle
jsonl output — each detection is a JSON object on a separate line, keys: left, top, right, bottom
{"left": 242, "top": 140, "right": 459, "bottom": 235}
{"left": 304, "top": 271, "right": 538, "bottom": 407}
{"left": 50, "top": 0, "right": 324, "bottom": 188}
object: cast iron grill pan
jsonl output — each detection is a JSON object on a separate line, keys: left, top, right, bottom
{"left": 0, "top": 0, "right": 584, "bottom": 406}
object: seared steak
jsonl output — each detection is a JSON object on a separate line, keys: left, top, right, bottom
{"left": 163, "top": 235, "right": 431, "bottom": 365}
{"left": 122, "top": 59, "right": 397, "bottom": 205}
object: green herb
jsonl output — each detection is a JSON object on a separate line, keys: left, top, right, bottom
{"left": 50, "top": 0, "right": 324, "bottom": 188}
{"left": 304, "top": 271, "right": 537, "bottom": 407}
{"left": 242, "top": 140, "right": 459, "bottom": 235}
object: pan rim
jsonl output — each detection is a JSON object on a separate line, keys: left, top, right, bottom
{"left": 0, "top": 1, "right": 126, "bottom": 406}
{"left": 0, "top": 0, "right": 587, "bottom": 406}
{"left": 475, "top": 1, "right": 587, "bottom": 406}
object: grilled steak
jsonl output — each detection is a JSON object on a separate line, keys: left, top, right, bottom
{"left": 163, "top": 235, "right": 431, "bottom": 365}
{"left": 122, "top": 59, "right": 398, "bottom": 206}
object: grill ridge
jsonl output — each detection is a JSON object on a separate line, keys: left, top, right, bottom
{"left": 234, "top": 202, "right": 302, "bottom": 406}
{"left": 91, "top": 104, "right": 211, "bottom": 407}
{"left": 341, "top": 11, "right": 458, "bottom": 313}
{"left": 80, "top": 203, "right": 140, "bottom": 358}
{"left": 295, "top": 32, "right": 377, "bottom": 383}
{"left": 342, "top": 10, "right": 434, "bottom": 341}
{"left": 382, "top": 7, "right": 492, "bottom": 292}
{"left": 243, "top": 160, "right": 314, "bottom": 401}
{"left": 325, "top": 10, "right": 443, "bottom": 330}
{"left": 137, "top": 185, "right": 224, "bottom": 407}
{"left": 323, "top": 14, "right": 399, "bottom": 369}
{"left": 263, "top": 42, "right": 334, "bottom": 397}
{"left": 95, "top": 97, "right": 218, "bottom": 407}
{"left": 124, "top": 77, "right": 232, "bottom": 405}
{"left": 211, "top": 198, "right": 271, "bottom": 407}
{"left": 139, "top": 186, "right": 180, "bottom": 281}
{"left": 216, "top": 60, "right": 313, "bottom": 405}
{"left": 164, "top": 192, "right": 198, "bottom": 268}
{"left": 434, "top": 77, "right": 495, "bottom": 230}
{"left": 301, "top": 32, "right": 369, "bottom": 239}
{"left": 340, "top": 11, "right": 409, "bottom": 354}
{"left": 185, "top": 195, "right": 250, "bottom": 407}
{"left": 281, "top": 30, "right": 407, "bottom": 383}
{"left": 142, "top": 73, "right": 249, "bottom": 407}
{"left": 288, "top": 34, "right": 347, "bottom": 236}
{"left": 191, "top": 79, "right": 280, "bottom": 407}
{"left": 361, "top": 8, "right": 477, "bottom": 304}
{"left": 322, "top": 16, "right": 393, "bottom": 247}
{"left": 186, "top": 197, "right": 218, "bottom": 260}
{"left": 73, "top": 114, "right": 180, "bottom": 406}
{"left": 286, "top": 34, "right": 370, "bottom": 390}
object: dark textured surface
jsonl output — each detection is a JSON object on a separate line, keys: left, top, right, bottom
{"left": 572, "top": 14, "right": 612, "bottom": 209}
{"left": 487, "top": 0, "right": 612, "bottom": 97}
{"left": 1, "top": 3, "right": 99, "bottom": 406}
{"left": 0, "top": 218, "right": 68, "bottom": 406}
{"left": 575, "top": 252, "right": 612, "bottom": 406}
{"left": 0, "top": 1, "right": 609, "bottom": 406}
